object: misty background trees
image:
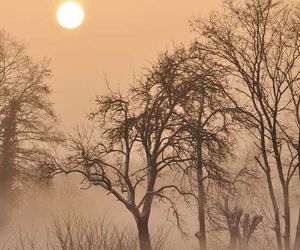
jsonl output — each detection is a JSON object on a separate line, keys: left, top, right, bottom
{"left": 192, "top": 0, "right": 300, "bottom": 249}
{"left": 1, "top": 0, "right": 300, "bottom": 250}
{"left": 0, "top": 31, "right": 61, "bottom": 229}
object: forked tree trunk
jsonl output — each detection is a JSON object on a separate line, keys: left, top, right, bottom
{"left": 137, "top": 217, "right": 152, "bottom": 250}
{"left": 228, "top": 208, "right": 243, "bottom": 250}
{"left": 217, "top": 197, "right": 262, "bottom": 250}
{"left": 239, "top": 214, "right": 263, "bottom": 250}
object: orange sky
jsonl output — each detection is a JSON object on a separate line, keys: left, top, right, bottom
{"left": 0, "top": 0, "right": 222, "bottom": 129}
{"left": 1, "top": 1, "right": 225, "bottom": 247}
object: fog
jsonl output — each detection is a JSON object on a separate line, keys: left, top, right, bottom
{"left": 0, "top": 0, "right": 300, "bottom": 250}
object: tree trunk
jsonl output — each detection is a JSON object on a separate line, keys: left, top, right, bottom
{"left": 229, "top": 227, "right": 239, "bottom": 250}
{"left": 240, "top": 236, "right": 249, "bottom": 250}
{"left": 294, "top": 209, "right": 300, "bottom": 250}
{"left": 265, "top": 171, "right": 283, "bottom": 250}
{"left": 298, "top": 133, "right": 300, "bottom": 181}
{"left": 228, "top": 208, "right": 243, "bottom": 250}
{"left": 239, "top": 214, "right": 263, "bottom": 250}
{"left": 296, "top": 132, "right": 300, "bottom": 250}
{"left": 137, "top": 218, "right": 152, "bottom": 250}
{"left": 196, "top": 140, "right": 206, "bottom": 250}
{"left": 0, "top": 100, "right": 18, "bottom": 229}
{"left": 240, "top": 214, "right": 250, "bottom": 250}
{"left": 197, "top": 181, "right": 206, "bottom": 250}
{"left": 283, "top": 187, "right": 291, "bottom": 250}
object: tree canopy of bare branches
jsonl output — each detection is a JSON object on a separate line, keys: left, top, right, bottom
{"left": 0, "top": 30, "right": 62, "bottom": 228}
{"left": 192, "top": 0, "right": 300, "bottom": 249}
{"left": 49, "top": 47, "right": 213, "bottom": 250}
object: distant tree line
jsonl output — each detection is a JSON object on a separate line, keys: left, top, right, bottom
{"left": 0, "top": 0, "right": 300, "bottom": 250}
{"left": 0, "top": 31, "right": 61, "bottom": 229}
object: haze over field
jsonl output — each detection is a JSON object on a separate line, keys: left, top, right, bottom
{"left": 0, "top": 1, "right": 299, "bottom": 250}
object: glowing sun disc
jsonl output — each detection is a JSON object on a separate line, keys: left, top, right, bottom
{"left": 57, "top": 1, "right": 84, "bottom": 29}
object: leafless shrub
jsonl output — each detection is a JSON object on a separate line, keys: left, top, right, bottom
{"left": 4, "top": 213, "right": 169, "bottom": 250}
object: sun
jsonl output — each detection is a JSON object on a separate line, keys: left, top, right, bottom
{"left": 56, "top": 1, "right": 84, "bottom": 29}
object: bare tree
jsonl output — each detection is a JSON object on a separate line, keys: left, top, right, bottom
{"left": 48, "top": 49, "right": 201, "bottom": 250}
{"left": 216, "top": 196, "right": 263, "bottom": 250}
{"left": 150, "top": 45, "right": 240, "bottom": 250}
{"left": 3, "top": 213, "right": 169, "bottom": 250}
{"left": 0, "top": 30, "right": 62, "bottom": 228}
{"left": 179, "top": 46, "right": 239, "bottom": 250}
{"left": 192, "top": 0, "right": 300, "bottom": 249}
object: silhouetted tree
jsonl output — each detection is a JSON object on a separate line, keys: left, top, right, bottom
{"left": 0, "top": 30, "right": 62, "bottom": 228}
{"left": 149, "top": 46, "right": 240, "bottom": 250}
{"left": 178, "top": 46, "right": 239, "bottom": 250}
{"left": 192, "top": 0, "right": 300, "bottom": 249}
{"left": 49, "top": 50, "right": 201, "bottom": 250}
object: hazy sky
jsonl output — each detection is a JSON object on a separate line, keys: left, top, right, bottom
{"left": 0, "top": 2, "right": 229, "bottom": 248}
{"left": 0, "top": 0, "right": 223, "bottom": 130}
